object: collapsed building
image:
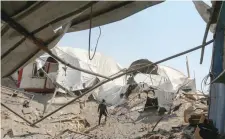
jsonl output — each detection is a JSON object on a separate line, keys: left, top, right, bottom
{"left": 9, "top": 46, "right": 125, "bottom": 94}
{"left": 8, "top": 47, "right": 196, "bottom": 109}
{"left": 1, "top": 47, "right": 202, "bottom": 138}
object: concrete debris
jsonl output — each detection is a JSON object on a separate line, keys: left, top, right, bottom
{"left": 1, "top": 83, "right": 211, "bottom": 139}
{"left": 22, "top": 100, "right": 30, "bottom": 108}
{"left": 138, "top": 126, "right": 195, "bottom": 139}
{"left": 183, "top": 93, "right": 199, "bottom": 101}
{"left": 12, "top": 93, "right": 18, "bottom": 97}
{"left": 3, "top": 129, "right": 14, "bottom": 138}
{"left": 1, "top": 111, "right": 10, "bottom": 119}
{"left": 1, "top": 90, "right": 91, "bottom": 139}
{"left": 54, "top": 129, "right": 93, "bottom": 139}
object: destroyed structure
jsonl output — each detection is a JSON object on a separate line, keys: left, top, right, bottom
{"left": 9, "top": 46, "right": 125, "bottom": 95}
{"left": 1, "top": 1, "right": 225, "bottom": 139}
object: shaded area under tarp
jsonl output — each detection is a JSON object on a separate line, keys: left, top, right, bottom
{"left": 127, "top": 59, "right": 158, "bottom": 76}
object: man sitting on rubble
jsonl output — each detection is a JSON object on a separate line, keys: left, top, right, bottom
{"left": 98, "top": 99, "right": 108, "bottom": 125}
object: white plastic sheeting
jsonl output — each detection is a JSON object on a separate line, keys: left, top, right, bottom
{"left": 134, "top": 65, "right": 196, "bottom": 110}
{"left": 36, "top": 48, "right": 196, "bottom": 108}
{"left": 94, "top": 85, "right": 129, "bottom": 106}
{"left": 36, "top": 46, "right": 127, "bottom": 104}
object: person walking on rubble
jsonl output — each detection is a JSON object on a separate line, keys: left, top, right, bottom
{"left": 98, "top": 99, "right": 108, "bottom": 125}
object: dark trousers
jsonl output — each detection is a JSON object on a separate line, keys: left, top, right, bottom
{"left": 99, "top": 112, "right": 107, "bottom": 125}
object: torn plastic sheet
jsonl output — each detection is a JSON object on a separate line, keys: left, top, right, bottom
{"left": 35, "top": 47, "right": 126, "bottom": 94}
{"left": 92, "top": 64, "right": 197, "bottom": 108}
{"left": 92, "top": 83, "right": 129, "bottom": 106}
{"left": 133, "top": 65, "right": 197, "bottom": 111}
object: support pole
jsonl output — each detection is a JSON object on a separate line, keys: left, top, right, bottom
{"left": 200, "top": 19, "right": 213, "bottom": 64}
{"left": 200, "top": 2, "right": 217, "bottom": 64}
{"left": 1, "top": 103, "right": 33, "bottom": 126}
{"left": 186, "top": 56, "right": 190, "bottom": 78}
{"left": 39, "top": 66, "right": 75, "bottom": 97}
{"left": 31, "top": 39, "right": 214, "bottom": 126}
{"left": 45, "top": 88, "right": 58, "bottom": 114}
{"left": 1, "top": 11, "right": 110, "bottom": 80}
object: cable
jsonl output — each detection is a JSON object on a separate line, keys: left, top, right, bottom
{"left": 88, "top": 5, "right": 102, "bottom": 60}
{"left": 201, "top": 72, "right": 216, "bottom": 95}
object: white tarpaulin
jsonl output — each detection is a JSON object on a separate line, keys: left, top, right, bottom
{"left": 36, "top": 46, "right": 127, "bottom": 105}
{"left": 134, "top": 65, "right": 196, "bottom": 110}
{"left": 36, "top": 48, "right": 196, "bottom": 107}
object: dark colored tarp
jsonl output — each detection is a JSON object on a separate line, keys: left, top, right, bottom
{"left": 127, "top": 59, "right": 158, "bottom": 75}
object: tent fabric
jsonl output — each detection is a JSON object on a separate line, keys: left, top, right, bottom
{"left": 35, "top": 49, "right": 196, "bottom": 108}
{"left": 134, "top": 65, "right": 196, "bottom": 110}
{"left": 134, "top": 65, "right": 191, "bottom": 90}
{"left": 36, "top": 46, "right": 127, "bottom": 98}
{"left": 1, "top": 1, "right": 164, "bottom": 78}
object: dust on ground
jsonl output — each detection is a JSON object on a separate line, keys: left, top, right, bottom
{"left": 1, "top": 85, "right": 203, "bottom": 139}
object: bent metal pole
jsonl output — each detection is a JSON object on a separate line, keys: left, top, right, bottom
{"left": 31, "top": 39, "right": 214, "bottom": 126}
{"left": 1, "top": 103, "right": 33, "bottom": 125}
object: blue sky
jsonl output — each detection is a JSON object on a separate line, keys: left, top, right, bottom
{"left": 57, "top": 1, "right": 213, "bottom": 90}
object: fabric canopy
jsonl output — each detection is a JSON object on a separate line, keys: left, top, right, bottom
{"left": 1, "top": 1, "right": 164, "bottom": 78}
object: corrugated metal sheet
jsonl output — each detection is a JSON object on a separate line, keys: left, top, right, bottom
{"left": 1, "top": 1, "right": 164, "bottom": 78}
{"left": 209, "top": 83, "right": 225, "bottom": 134}
{"left": 209, "top": 1, "right": 225, "bottom": 135}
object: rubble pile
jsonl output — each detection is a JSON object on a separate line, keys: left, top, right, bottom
{"left": 137, "top": 125, "right": 195, "bottom": 139}
{"left": 1, "top": 87, "right": 91, "bottom": 139}
{"left": 1, "top": 84, "right": 212, "bottom": 139}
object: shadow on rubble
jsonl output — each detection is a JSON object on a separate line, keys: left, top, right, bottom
{"left": 132, "top": 109, "right": 178, "bottom": 125}
{"left": 13, "top": 133, "right": 50, "bottom": 138}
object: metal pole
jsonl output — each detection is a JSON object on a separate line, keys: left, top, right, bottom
{"left": 186, "top": 56, "right": 190, "bottom": 78}
{"left": 1, "top": 11, "right": 110, "bottom": 80}
{"left": 39, "top": 67, "right": 75, "bottom": 97}
{"left": 45, "top": 88, "right": 58, "bottom": 114}
{"left": 31, "top": 39, "right": 214, "bottom": 126}
{"left": 200, "top": 2, "right": 217, "bottom": 64}
{"left": 1, "top": 103, "right": 33, "bottom": 125}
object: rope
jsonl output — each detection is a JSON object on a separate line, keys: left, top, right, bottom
{"left": 88, "top": 5, "right": 102, "bottom": 60}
